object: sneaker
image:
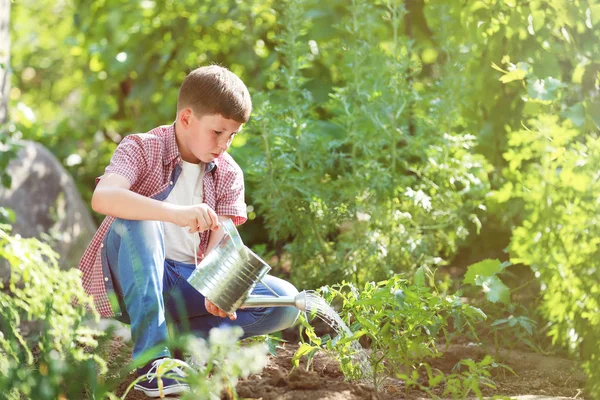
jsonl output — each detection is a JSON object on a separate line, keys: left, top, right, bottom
{"left": 134, "top": 357, "right": 190, "bottom": 398}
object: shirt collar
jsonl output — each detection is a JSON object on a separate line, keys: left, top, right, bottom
{"left": 163, "top": 122, "right": 180, "bottom": 165}
{"left": 164, "top": 122, "right": 219, "bottom": 172}
{"left": 206, "top": 160, "right": 218, "bottom": 173}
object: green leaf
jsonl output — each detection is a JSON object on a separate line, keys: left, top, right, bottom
{"left": 517, "top": 317, "right": 535, "bottom": 335}
{"left": 531, "top": 10, "right": 545, "bottom": 31}
{"left": 292, "top": 343, "right": 318, "bottom": 368}
{"left": 562, "top": 103, "right": 585, "bottom": 127}
{"left": 500, "top": 69, "right": 527, "bottom": 83}
{"left": 475, "top": 275, "right": 510, "bottom": 304}
{"left": 336, "top": 330, "right": 366, "bottom": 345}
{"left": 586, "top": 98, "right": 600, "bottom": 129}
{"left": 0, "top": 207, "right": 15, "bottom": 224}
{"left": 265, "top": 337, "right": 279, "bottom": 356}
{"left": 590, "top": 4, "right": 600, "bottom": 26}
{"left": 527, "top": 76, "right": 564, "bottom": 101}
{"left": 499, "top": 62, "right": 530, "bottom": 83}
{"left": 1, "top": 173, "right": 12, "bottom": 189}
{"left": 414, "top": 266, "right": 426, "bottom": 286}
{"left": 467, "top": 306, "right": 488, "bottom": 321}
{"left": 394, "top": 289, "right": 406, "bottom": 306}
{"left": 463, "top": 259, "right": 504, "bottom": 285}
{"left": 491, "top": 318, "right": 509, "bottom": 327}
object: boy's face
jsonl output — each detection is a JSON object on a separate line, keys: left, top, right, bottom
{"left": 178, "top": 109, "right": 243, "bottom": 164}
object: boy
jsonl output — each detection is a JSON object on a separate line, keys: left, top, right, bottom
{"left": 78, "top": 65, "right": 300, "bottom": 397}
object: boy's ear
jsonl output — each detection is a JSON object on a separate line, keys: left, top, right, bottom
{"left": 179, "top": 108, "right": 193, "bottom": 128}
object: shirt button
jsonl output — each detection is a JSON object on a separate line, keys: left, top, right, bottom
{"left": 169, "top": 181, "right": 173, "bottom": 185}
{"left": 104, "top": 277, "right": 109, "bottom": 282}
{"left": 100, "top": 243, "right": 104, "bottom": 248}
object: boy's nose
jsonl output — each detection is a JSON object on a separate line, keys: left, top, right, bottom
{"left": 218, "top": 136, "right": 233, "bottom": 151}
{"left": 217, "top": 140, "right": 229, "bottom": 151}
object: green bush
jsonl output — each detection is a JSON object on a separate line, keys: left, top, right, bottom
{"left": 491, "top": 62, "right": 600, "bottom": 395}
{"left": 0, "top": 224, "right": 116, "bottom": 399}
{"left": 246, "top": 0, "right": 491, "bottom": 289}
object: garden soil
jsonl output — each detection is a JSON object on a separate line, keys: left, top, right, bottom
{"left": 105, "top": 336, "right": 586, "bottom": 400}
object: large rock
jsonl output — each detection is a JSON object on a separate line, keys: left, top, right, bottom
{"left": 0, "top": 140, "right": 96, "bottom": 274}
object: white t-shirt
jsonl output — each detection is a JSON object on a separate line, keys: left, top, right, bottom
{"left": 163, "top": 160, "right": 204, "bottom": 264}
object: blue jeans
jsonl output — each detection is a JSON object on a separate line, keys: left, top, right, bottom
{"left": 105, "top": 218, "right": 300, "bottom": 361}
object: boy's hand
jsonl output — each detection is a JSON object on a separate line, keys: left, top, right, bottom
{"left": 205, "top": 298, "right": 237, "bottom": 320}
{"left": 170, "top": 203, "right": 220, "bottom": 233}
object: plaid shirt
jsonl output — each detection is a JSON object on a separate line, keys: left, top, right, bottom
{"left": 78, "top": 123, "right": 247, "bottom": 318}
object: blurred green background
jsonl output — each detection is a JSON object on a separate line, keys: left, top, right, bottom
{"left": 4, "top": 0, "right": 600, "bottom": 394}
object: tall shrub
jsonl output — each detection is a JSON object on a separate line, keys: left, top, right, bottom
{"left": 492, "top": 60, "right": 600, "bottom": 395}
{"left": 0, "top": 225, "right": 116, "bottom": 399}
{"left": 248, "top": 0, "right": 491, "bottom": 288}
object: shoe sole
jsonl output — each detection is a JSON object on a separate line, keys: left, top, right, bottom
{"left": 133, "top": 383, "right": 190, "bottom": 398}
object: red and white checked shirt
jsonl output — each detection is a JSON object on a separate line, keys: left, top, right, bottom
{"left": 78, "top": 123, "right": 247, "bottom": 318}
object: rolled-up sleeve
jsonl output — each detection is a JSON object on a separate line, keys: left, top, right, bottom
{"left": 215, "top": 165, "right": 247, "bottom": 226}
{"left": 95, "top": 136, "right": 147, "bottom": 187}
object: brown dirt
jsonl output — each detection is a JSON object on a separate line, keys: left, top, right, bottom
{"left": 103, "top": 337, "right": 586, "bottom": 400}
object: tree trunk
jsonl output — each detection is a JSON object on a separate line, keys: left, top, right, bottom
{"left": 0, "top": 0, "right": 10, "bottom": 124}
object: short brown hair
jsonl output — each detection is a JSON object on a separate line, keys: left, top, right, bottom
{"left": 177, "top": 65, "right": 252, "bottom": 123}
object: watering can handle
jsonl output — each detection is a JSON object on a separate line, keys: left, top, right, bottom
{"left": 222, "top": 219, "right": 244, "bottom": 249}
{"left": 259, "top": 278, "right": 280, "bottom": 298}
{"left": 192, "top": 220, "right": 280, "bottom": 299}
{"left": 192, "top": 219, "right": 242, "bottom": 269}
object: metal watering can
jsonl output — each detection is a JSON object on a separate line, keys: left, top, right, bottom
{"left": 187, "top": 219, "right": 307, "bottom": 314}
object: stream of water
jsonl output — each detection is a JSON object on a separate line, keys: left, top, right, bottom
{"left": 304, "top": 290, "right": 372, "bottom": 378}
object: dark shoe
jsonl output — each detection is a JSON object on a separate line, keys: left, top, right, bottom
{"left": 134, "top": 357, "right": 190, "bottom": 398}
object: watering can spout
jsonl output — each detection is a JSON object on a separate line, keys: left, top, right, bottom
{"left": 241, "top": 291, "right": 308, "bottom": 311}
{"left": 295, "top": 290, "right": 307, "bottom": 311}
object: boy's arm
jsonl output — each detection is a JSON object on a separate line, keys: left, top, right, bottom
{"left": 92, "top": 173, "right": 219, "bottom": 233}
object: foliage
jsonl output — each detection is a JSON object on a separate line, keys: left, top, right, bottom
{"left": 491, "top": 59, "right": 600, "bottom": 395}
{"left": 246, "top": 0, "right": 491, "bottom": 289}
{"left": 292, "top": 312, "right": 329, "bottom": 372}
{"left": 463, "top": 259, "right": 541, "bottom": 357}
{"left": 124, "top": 327, "right": 268, "bottom": 400}
{"left": 182, "top": 327, "right": 268, "bottom": 400}
{"left": 463, "top": 259, "right": 511, "bottom": 305}
{"left": 401, "top": 356, "right": 514, "bottom": 400}
{"left": 0, "top": 224, "right": 117, "bottom": 399}
{"left": 0, "top": 124, "right": 21, "bottom": 190}
{"left": 9, "top": 0, "right": 600, "bottom": 393}
{"left": 295, "top": 275, "right": 487, "bottom": 390}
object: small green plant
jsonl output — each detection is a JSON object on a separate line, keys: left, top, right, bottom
{"left": 462, "top": 259, "right": 541, "bottom": 357}
{"left": 489, "top": 305, "right": 540, "bottom": 357}
{"left": 184, "top": 327, "right": 268, "bottom": 400}
{"left": 122, "top": 327, "right": 269, "bottom": 400}
{"left": 400, "top": 356, "right": 515, "bottom": 399}
{"left": 292, "top": 312, "right": 332, "bottom": 372}
{"left": 295, "top": 274, "right": 487, "bottom": 391}
{"left": 242, "top": 332, "right": 286, "bottom": 357}
{"left": 443, "top": 356, "right": 514, "bottom": 399}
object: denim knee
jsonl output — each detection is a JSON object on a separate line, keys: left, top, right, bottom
{"left": 111, "top": 218, "right": 163, "bottom": 241}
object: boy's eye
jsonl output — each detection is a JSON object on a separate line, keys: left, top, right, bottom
{"left": 214, "top": 130, "right": 222, "bottom": 135}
